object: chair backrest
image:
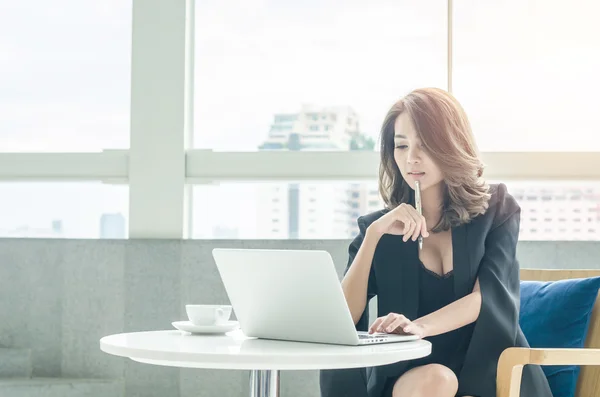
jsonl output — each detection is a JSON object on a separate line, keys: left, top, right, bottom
{"left": 520, "top": 269, "right": 600, "bottom": 397}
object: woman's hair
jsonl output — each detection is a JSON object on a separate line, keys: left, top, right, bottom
{"left": 378, "top": 87, "right": 491, "bottom": 232}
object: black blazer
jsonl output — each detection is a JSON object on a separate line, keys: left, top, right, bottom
{"left": 347, "top": 183, "right": 552, "bottom": 397}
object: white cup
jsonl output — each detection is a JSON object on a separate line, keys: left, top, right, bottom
{"left": 186, "top": 304, "right": 232, "bottom": 326}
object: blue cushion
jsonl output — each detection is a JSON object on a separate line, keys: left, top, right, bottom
{"left": 519, "top": 277, "right": 600, "bottom": 397}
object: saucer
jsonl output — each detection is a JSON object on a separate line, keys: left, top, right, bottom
{"left": 172, "top": 320, "right": 239, "bottom": 334}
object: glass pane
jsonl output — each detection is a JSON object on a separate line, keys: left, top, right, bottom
{"left": 194, "top": 0, "right": 447, "bottom": 151}
{"left": 0, "top": 1, "right": 131, "bottom": 152}
{"left": 504, "top": 181, "right": 600, "bottom": 241}
{"left": 192, "top": 182, "right": 383, "bottom": 239}
{"left": 0, "top": 183, "right": 128, "bottom": 238}
{"left": 454, "top": 0, "right": 600, "bottom": 151}
{"left": 194, "top": 181, "right": 600, "bottom": 241}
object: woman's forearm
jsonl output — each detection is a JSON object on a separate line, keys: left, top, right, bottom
{"left": 342, "top": 229, "right": 381, "bottom": 324}
{"left": 414, "top": 289, "right": 482, "bottom": 338}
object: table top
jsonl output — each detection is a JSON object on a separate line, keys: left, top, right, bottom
{"left": 100, "top": 330, "right": 431, "bottom": 370}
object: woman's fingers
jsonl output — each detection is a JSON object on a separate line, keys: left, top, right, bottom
{"left": 398, "top": 207, "right": 416, "bottom": 242}
{"left": 410, "top": 212, "right": 422, "bottom": 241}
{"left": 370, "top": 313, "right": 415, "bottom": 335}
{"left": 377, "top": 314, "right": 397, "bottom": 332}
{"left": 393, "top": 204, "right": 429, "bottom": 241}
{"left": 404, "top": 207, "right": 422, "bottom": 242}
{"left": 385, "top": 316, "right": 411, "bottom": 333}
{"left": 403, "top": 220, "right": 415, "bottom": 242}
{"left": 368, "top": 317, "right": 384, "bottom": 334}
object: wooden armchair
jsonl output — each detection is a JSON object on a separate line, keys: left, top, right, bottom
{"left": 497, "top": 270, "right": 600, "bottom": 397}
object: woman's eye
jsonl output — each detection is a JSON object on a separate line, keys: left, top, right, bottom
{"left": 395, "top": 145, "right": 408, "bottom": 150}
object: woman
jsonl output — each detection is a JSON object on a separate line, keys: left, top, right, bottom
{"left": 320, "top": 88, "right": 552, "bottom": 397}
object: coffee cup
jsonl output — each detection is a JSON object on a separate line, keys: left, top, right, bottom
{"left": 186, "top": 304, "right": 232, "bottom": 326}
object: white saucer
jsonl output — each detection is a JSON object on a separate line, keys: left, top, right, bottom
{"left": 172, "top": 320, "right": 240, "bottom": 334}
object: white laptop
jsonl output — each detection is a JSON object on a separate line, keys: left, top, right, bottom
{"left": 212, "top": 248, "right": 420, "bottom": 346}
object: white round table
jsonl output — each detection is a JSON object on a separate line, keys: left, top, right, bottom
{"left": 100, "top": 330, "right": 431, "bottom": 397}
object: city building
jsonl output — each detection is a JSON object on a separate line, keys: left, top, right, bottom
{"left": 257, "top": 104, "right": 381, "bottom": 239}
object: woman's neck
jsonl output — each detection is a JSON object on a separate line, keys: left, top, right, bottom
{"left": 420, "top": 182, "right": 445, "bottom": 227}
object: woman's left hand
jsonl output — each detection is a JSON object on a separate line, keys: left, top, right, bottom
{"left": 368, "top": 312, "right": 426, "bottom": 338}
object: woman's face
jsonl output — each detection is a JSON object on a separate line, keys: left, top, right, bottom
{"left": 393, "top": 112, "right": 444, "bottom": 192}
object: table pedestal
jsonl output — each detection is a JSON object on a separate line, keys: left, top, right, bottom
{"left": 250, "top": 369, "right": 279, "bottom": 397}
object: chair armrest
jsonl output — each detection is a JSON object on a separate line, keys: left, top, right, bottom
{"left": 497, "top": 347, "right": 600, "bottom": 397}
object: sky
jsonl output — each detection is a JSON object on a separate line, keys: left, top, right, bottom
{"left": 2, "top": 0, "right": 599, "bottom": 152}
{"left": 1, "top": 0, "right": 599, "bottom": 237}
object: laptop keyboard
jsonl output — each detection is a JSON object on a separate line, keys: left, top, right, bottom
{"left": 358, "top": 333, "right": 387, "bottom": 340}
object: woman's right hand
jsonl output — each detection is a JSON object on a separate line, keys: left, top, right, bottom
{"left": 368, "top": 203, "right": 429, "bottom": 242}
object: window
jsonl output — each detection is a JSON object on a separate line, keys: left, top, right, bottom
{"left": 0, "top": 183, "right": 128, "bottom": 238}
{"left": 192, "top": 181, "right": 600, "bottom": 240}
{"left": 0, "top": 1, "right": 132, "bottom": 152}
{"left": 453, "top": 0, "right": 600, "bottom": 151}
{"left": 194, "top": 0, "right": 446, "bottom": 151}
{"left": 505, "top": 181, "right": 600, "bottom": 241}
{"left": 192, "top": 182, "right": 380, "bottom": 239}
{"left": 5, "top": 1, "right": 600, "bottom": 242}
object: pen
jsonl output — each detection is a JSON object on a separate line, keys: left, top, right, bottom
{"left": 415, "top": 181, "right": 423, "bottom": 250}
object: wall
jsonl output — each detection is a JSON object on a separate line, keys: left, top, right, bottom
{"left": 1, "top": 239, "right": 599, "bottom": 397}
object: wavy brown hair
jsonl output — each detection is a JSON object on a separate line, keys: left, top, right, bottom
{"left": 378, "top": 87, "right": 491, "bottom": 232}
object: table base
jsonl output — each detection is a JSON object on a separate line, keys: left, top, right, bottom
{"left": 250, "top": 369, "right": 279, "bottom": 397}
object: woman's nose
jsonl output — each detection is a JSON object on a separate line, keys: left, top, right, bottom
{"left": 407, "top": 147, "right": 421, "bottom": 164}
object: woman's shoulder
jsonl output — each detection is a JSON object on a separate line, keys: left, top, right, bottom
{"left": 478, "top": 182, "right": 521, "bottom": 229}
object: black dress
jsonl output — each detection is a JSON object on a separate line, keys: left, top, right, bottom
{"left": 381, "top": 260, "right": 475, "bottom": 397}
